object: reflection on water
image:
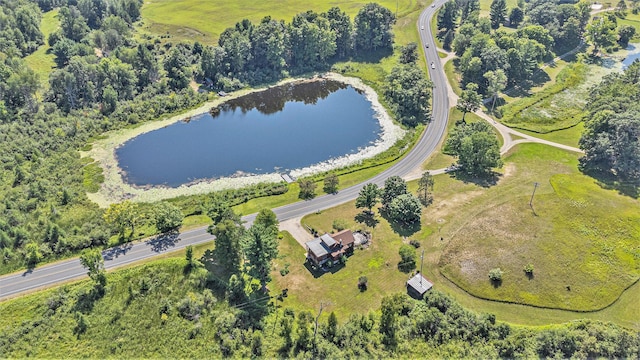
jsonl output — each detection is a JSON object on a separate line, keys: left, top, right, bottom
{"left": 116, "top": 80, "right": 381, "bottom": 188}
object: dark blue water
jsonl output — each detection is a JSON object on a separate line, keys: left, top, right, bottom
{"left": 116, "top": 80, "right": 381, "bottom": 187}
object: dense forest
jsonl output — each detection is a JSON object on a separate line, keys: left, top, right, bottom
{"left": 580, "top": 60, "right": 640, "bottom": 185}
{"left": 437, "top": 0, "right": 591, "bottom": 96}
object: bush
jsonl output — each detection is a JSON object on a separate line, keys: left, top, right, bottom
{"left": 358, "top": 276, "right": 368, "bottom": 291}
{"left": 489, "top": 268, "right": 503, "bottom": 282}
{"left": 523, "top": 263, "right": 534, "bottom": 275}
{"left": 398, "top": 245, "right": 417, "bottom": 273}
{"left": 280, "top": 263, "right": 290, "bottom": 276}
{"left": 332, "top": 219, "right": 348, "bottom": 232}
{"left": 409, "top": 239, "right": 421, "bottom": 248}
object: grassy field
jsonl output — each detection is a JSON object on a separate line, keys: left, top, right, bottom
{"left": 500, "top": 63, "right": 589, "bottom": 133}
{"left": 518, "top": 122, "right": 585, "bottom": 148}
{"left": 141, "top": 0, "right": 429, "bottom": 45}
{"left": 437, "top": 144, "right": 639, "bottom": 311}
{"left": 24, "top": 9, "right": 58, "bottom": 89}
{"left": 289, "top": 143, "right": 639, "bottom": 329}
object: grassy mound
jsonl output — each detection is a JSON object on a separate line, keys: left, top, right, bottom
{"left": 439, "top": 145, "right": 639, "bottom": 311}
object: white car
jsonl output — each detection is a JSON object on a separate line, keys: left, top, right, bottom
{"left": 421, "top": 25, "right": 424, "bottom": 30}
{"left": 431, "top": 62, "right": 436, "bottom": 69}
{"left": 431, "top": 3, "right": 436, "bottom": 7}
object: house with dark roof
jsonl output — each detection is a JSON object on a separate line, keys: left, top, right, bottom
{"left": 305, "top": 229, "right": 355, "bottom": 267}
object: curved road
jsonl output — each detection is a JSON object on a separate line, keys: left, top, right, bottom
{"left": 0, "top": 0, "right": 465, "bottom": 300}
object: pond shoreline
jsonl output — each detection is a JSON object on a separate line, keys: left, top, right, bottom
{"left": 83, "top": 73, "right": 405, "bottom": 207}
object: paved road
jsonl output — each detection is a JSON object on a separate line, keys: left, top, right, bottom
{"left": 0, "top": 1, "right": 452, "bottom": 300}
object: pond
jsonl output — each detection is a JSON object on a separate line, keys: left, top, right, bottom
{"left": 116, "top": 80, "right": 383, "bottom": 188}
{"left": 622, "top": 44, "right": 640, "bottom": 69}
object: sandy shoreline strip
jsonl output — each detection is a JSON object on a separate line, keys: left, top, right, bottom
{"left": 83, "top": 73, "right": 405, "bottom": 208}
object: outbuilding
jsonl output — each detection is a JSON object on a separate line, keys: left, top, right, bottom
{"left": 406, "top": 272, "right": 433, "bottom": 299}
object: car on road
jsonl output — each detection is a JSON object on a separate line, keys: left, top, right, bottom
{"left": 431, "top": 62, "right": 435, "bottom": 69}
{"left": 425, "top": 43, "right": 429, "bottom": 48}
{"left": 432, "top": 3, "right": 436, "bottom": 7}
{"left": 421, "top": 25, "right": 424, "bottom": 30}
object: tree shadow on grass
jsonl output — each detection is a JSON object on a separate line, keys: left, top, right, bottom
{"left": 378, "top": 208, "right": 422, "bottom": 237}
{"left": 199, "top": 249, "right": 232, "bottom": 298}
{"left": 72, "top": 285, "right": 105, "bottom": 314}
{"left": 581, "top": 168, "right": 639, "bottom": 199}
{"left": 351, "top": 47, "right": 394, "bottom": 64}
{"left": 448, "top": 170, "right": 501, "bottom": 188}
{"left": 490, "top": 279, "right": 503, "bottom": 288}
{"left": 355, "top": 211, "right": 379, "bottom": 228}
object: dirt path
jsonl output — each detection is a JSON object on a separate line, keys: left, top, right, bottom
{"left": 279, "top": 217, "right": 314, "bottom": 248}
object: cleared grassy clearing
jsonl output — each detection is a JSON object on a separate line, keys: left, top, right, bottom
{"left": 500, "top": 63, "right": 589, "bottom": 133}
{"left": 24, "top": 9, "right": 58, "bottom": 89}
{"left": 438, "top": 143, "right": 639, "bottom": 311}
{"left": 141, "top": 0, "right": 428, "bottom": 45}
{"left": 518, "top": 122, "right": 585, "bottom": 148}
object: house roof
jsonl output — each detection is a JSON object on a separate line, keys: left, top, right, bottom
{"left": 307, "top": 238, "right": 328, "bottom": 258}
{"left": 331, "top": 229, "right": 355, "bottom": 246}
{"left": 407, "top": 273, "right": 433, "bottom": 295}
{"left": 320, "top": 233, "right": 337, "bottom": 247}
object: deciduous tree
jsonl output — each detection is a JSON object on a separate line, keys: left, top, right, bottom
{"left": 381, "top": 176, "right": 408, "bottom": 209}
{"left": 456, "top": 82, "right": 482, "bottom": 120}
{"left": 103, "top": 200, "right": 140, "bottom": 239}
{"left": 355, "top": 183, "right": 379, "bottom": 214}
{"left": 387, "top": 193, "right": 422, "bottom": 225}
{"left": 353, "top": 3, "right": 395, "bottom": 52}
{"left": 79, "top": 248, "right": 106, "bottom": 286}
{"left": 298, "top": 179, "right": 317, "bottom": 200}
{"left": 417, "top": 171, "right": 435, "bottom": 206}
{"left": 323, "top": 173, "right": 339, "bottom": 194}
{"left": 153, "top": 201, "right": 184, "bottom": 233}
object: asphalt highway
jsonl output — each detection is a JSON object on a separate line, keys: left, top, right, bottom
{"left": 0, "top": 1, "right": 449, "bottom": 300}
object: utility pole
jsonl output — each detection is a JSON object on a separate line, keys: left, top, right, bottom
{"left": 529, "top": 182, "right": 539, "bottom": 208}
{"left": 419, "top": 249, "right": 425, "bottom": 285}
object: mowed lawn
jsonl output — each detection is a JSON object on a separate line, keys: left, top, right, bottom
{"left": 24, "top": 9, "right": 59, "bottom": 89}
{"left": 141, "top": 0, "right": 428, "bottom": 45}
{"left": 285, "top": 142, "right": 639, "bottom": 328}
{"left": 437, "top": 143, "right": 639, "bottom": 311}
{"left": 271, "top": 208, "right": 432, "bottom": 319}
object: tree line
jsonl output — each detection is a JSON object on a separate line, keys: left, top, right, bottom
{"left": 199, "top": 3, "right": 395, "bottom": 90}
{"left": 579, "top": 60, "right": 640, "bottom": 185}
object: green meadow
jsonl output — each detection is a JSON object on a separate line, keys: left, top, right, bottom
{"left": 24, "top": 9, "right": 59, "bottom": 89}
{"left": 141, "top": 0, "right": 428, "bottom": 45}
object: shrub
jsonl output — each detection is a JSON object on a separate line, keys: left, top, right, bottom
{"left": 280, "top": 263, "right": 290, "bottom": 276}
{"left": 358, "top": 276, "right": 368, "bottom": 291}
{"left": 523, "top": 263, "right": 534, "bottom": 275}
{"left": 332, "top": 219, "right": 348, "bottom": 232}
{"left": 409, "top": 239, "right": 421, "bottom": 248}
{"left": 398, "top": 245, "right": 417, "bottom": 273}
{"left": 489, "top": 268, "right": 503, "bottom": 282}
